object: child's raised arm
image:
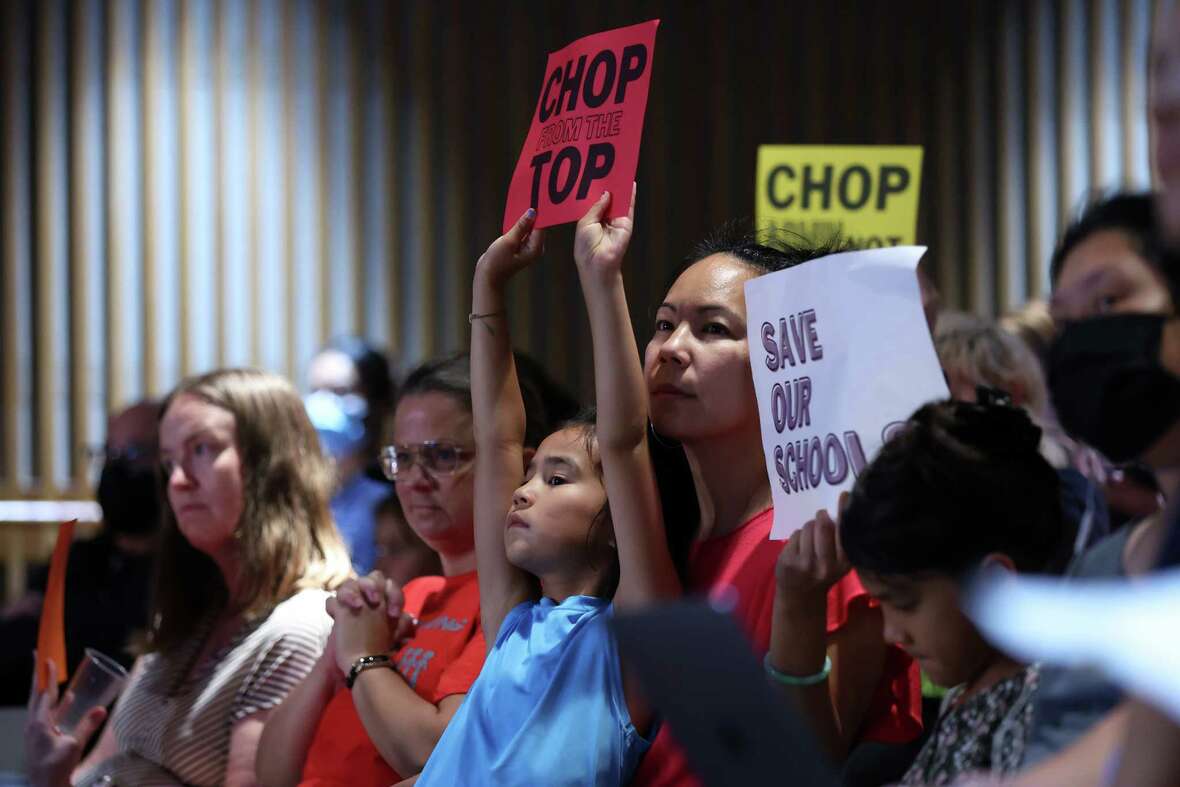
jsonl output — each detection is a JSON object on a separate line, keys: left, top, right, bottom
{"left": 573, "top": 187, "right": 680, "bottom": 610}
{"left": 470, "top": 209, "right": 545, "bottom": 649}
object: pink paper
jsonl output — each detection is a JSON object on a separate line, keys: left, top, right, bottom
{"left": 503, "top": 20, "right": 659, "bottom": 232}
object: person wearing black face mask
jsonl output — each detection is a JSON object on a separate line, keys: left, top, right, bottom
{"left": 996, "top": 193, "right": 1180, "bottom": 780}
{"left": 1048, "top": 192, "right": 1180, "bottom": 470}
{"left": 975, "top": 33, "right": 1180, "bottom": 787}
{"left": 1050, "top": 314, "right": 1180, "bottom": 465}
{"left": 0, "top": 401, "right": 162, "bottom": 705}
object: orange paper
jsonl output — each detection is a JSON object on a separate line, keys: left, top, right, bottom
{"left": 36, "top": 519, "right": 75, "bottom": 691}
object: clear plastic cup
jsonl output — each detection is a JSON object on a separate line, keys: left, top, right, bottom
{"left": 52, "top": 648, "right": 128, "bottom": 735}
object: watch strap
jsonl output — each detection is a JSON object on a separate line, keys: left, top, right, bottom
{"left": 346, "top": 653, "right": 392, "bottom": 689}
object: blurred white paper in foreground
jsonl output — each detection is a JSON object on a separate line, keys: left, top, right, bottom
{"left": 965, "top": 568, "right": 1180, "bottom": 723}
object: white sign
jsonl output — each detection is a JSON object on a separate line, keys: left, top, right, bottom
{"left": 965, "top": 568, "right": 1180, "bottom": 724}
{"left": 744, "top": 245, "right": 949, "bottom": 540}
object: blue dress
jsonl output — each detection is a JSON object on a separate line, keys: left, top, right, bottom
{"left": 417, "top": 595, "right": 650, "bottom": 786}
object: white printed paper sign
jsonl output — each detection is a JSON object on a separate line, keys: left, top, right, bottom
{"left": 744, "top": 245, "right": 949, "bottom": 540}
{"left": 965, "top": 569, "right": 1180, "bottom": 725}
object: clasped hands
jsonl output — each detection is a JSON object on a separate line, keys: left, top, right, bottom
{"left": 325, "top": 570, "right": 417, "bottom": 680}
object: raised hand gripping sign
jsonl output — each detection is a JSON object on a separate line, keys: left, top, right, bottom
{"left": 743, "top": 247, "right": 949, "bottom": 540}
{"left": 503, "top": 20, "right": 659, "bottom": 233}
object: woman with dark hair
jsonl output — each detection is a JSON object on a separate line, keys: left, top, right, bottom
{"left": 1049, "top": 191, "right": 1180, "bottom": 468}
{"left": 981, "top": 189, "right": 1180, "bottom": 786}
{"left": 1050, "top": 192, "right": 1179, "bottom": 316}
{"left": 948, "top": 190, "right": 1180, "bottom": 787}
{"left": 839, "top": 397, "right": 1065, "bottom": 785}
{"left": 632, "top": 225, "right": 923, "bottom": 786}
{"left": 26, "top": 369, "right": 353, "bottom": 787}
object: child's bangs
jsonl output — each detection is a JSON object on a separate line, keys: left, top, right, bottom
{"left": 558, "top": 407, "right": 602, "bottom": 473}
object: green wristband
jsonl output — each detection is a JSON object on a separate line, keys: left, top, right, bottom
{"left": 763, "top": 653, "right": 832, "bottom": 687}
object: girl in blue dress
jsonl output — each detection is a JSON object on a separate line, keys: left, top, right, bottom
{"left": 416, "top": 187, "right": 679, "bottom": 786}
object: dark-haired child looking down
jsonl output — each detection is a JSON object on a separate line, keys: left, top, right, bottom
{"left": 838, "top": 397, "right": 1067, "bottom": 785}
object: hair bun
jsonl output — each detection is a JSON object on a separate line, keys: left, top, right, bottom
{"left": 947, "top": 392, "right": 1043, "bottom": 458}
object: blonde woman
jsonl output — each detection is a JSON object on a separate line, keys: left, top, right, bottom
{"left": 934, "top": 313, "right": 1109, "bottom": 559}
{"left": 26, "top": 369, "right": 352, "bottom": 787}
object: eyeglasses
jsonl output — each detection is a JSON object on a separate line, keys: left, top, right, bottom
{"left": 380, "top": 442, "right": 473, "bottom": 480}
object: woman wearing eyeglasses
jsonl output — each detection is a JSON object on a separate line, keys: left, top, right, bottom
{"left": 258, "top": 352, "right": 578, "bottom": 787}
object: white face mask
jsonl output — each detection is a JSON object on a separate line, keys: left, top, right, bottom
{"left": 305, "top": 390, "right": 369, "bottom": 460}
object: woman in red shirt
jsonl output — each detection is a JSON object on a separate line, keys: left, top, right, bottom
{"left": 257, "top": 353, "right": 578, "bottom": 787}
{"left": 632, "top": 228, "right": 923, "bottom": 786}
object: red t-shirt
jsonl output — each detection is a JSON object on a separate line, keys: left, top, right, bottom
{"left": 631, "top": 508, "right": 922, "bottom": 787}
{"left": 299, "top": 572, "right": 485, "bottom": 787}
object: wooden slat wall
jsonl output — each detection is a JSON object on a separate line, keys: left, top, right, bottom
{"left": 0, "top": 0, "right": 1159, "bottom": 498}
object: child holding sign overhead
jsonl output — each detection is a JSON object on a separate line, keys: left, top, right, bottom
{"left": 413, "top": 190, "right": 677, "bottom": 786}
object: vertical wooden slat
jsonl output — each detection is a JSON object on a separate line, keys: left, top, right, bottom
{"left": 1056, "top": 0, "right": 1073, "bottom": 222}
{"left": 505, "top": 7, "right": 533, "bottom": 362}
{"left": 0, "top": 3, "right": 17, "bottom": 494}
{"left": 1089, "top": 0, "right": 1107, "bottom": 186}
{"left": 1120, "top": 0, "right": 1135, "bottom": 188}
{"left": 642, "top": 0, "right": 669, "bottom": 366}
{"left": 910, "top": 0, "right": 937, "bottom": 253}
{"left": 3, "top": 1, "right": 34, "bottom": 493}
{"left": 212, "top": 0, "right": 226, "bottom": 367}
{"left": 349, "top": 2, "right": 366, "bottom": 339}
{"left": 1057, "top": 0, "right": 1088, "bottom": 224}
{"left": 443, "top": 0, "right": 470, "bottom": 348}
{"left": 804, "top": 3, "right": 835, "bottom": 144}
{"left": 247, "top": 0, "right": 262, "bottom": 366}
{"left": 869, "top": 1, "right": 893, "bottom": 144}
{"left": 316, "top": 0, "right": 331, "bottom": 347}
{"left": 105, "top": 0, "right": 126, "bottom": 408}
{"left": 142, "top": 0, "right": 160, "bottom": 396}
{"left": 34, "top": 0, "right": 59, "bottom": 493}
{"left": 381, "top": 0, "right": 401, "bottom": 355}
{"left": 411, "top": 0, "right": 435, "bottom": 359}
{"left": 1123, "top": 0, "right": 1150, "bottom": 186}
{"left": 708, "top": 9, "right": 733, "bottom": 226}
{"left": 1150, "top": 0, "right": 1163, "bottom": 184}
{"left": 1026, "top": 0, "right": 1050, "bottom": 298}
{"left": 178, "top": 0, "right": 192, "bottom": 377}
{"left": 282, "top": 0, "right": 297, "bottom": 379}
{"left": 68, "top": 0, "right": 90, "bottom": 491}
{"left": 997, "top": 0, "right": 1028, "bottom": 312}
{"left": 996, "top": 6, "right": 1014, "bottom": 314}
{"left": 934, "top": 26, "right": 958, "bottom": 309}
{"left": 965, "top": 2, "right": 994, "bottom": 314}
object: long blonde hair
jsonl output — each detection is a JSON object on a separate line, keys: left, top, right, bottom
{"left": 146, "top": 368, "right": 352, "bottom": 653}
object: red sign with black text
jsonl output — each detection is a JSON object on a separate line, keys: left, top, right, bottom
{"left": 503, "top": 20, "right": 659, "bottom": 232}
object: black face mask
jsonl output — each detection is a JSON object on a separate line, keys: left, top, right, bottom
{"left": 97, "top": 457, "right": 162, "bottom": 536}
{"left": 1049, "top": 314, "right": 1180, "bottom": 462}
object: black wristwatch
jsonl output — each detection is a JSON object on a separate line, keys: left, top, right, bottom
{"left": 346, "top": 654, "right": 393, "bottom": 689}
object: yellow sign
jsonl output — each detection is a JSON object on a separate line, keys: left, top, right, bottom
{"left": 755, "top": 145, "right": 924, "bottom": 248}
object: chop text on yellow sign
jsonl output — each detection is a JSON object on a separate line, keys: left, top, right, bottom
{"left": 756, "top": 145, "right": 923, "bottom": 248}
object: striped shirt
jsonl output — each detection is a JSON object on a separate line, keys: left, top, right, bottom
{"left": 78, "top": 588, "right": 331, "bottom": 786}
